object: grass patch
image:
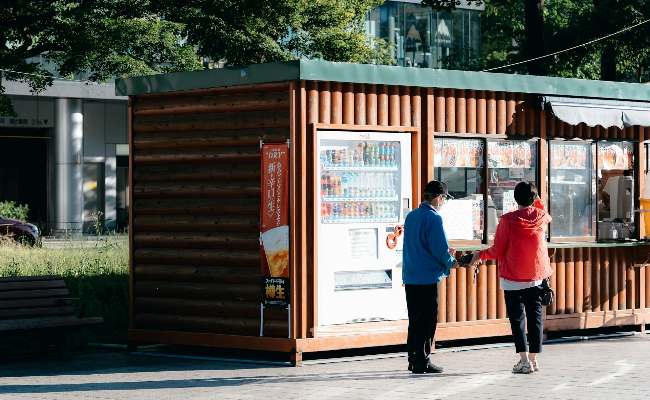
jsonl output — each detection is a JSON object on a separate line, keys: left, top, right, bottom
{"left": 0, "top": 237, "right": 129, "bottom": 344}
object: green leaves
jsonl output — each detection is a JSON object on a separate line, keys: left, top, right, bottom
{"left": 158, "top": 0, "right": 388, "bottom": 66}
{"left": 1, "top": 0, "right": 201, "bottom": 109}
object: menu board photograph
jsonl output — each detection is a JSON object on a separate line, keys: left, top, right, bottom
{"left": 434, "top": 139, "right": 483, "bottom": 168}
{"left": 550, "top": 144, "right": 588, "bottom": 170}
{"left": 488, "top": 141, "right": 533, "bottom": 169}
{"left": 598, "top": 142, "right": 633, "bottom": 171}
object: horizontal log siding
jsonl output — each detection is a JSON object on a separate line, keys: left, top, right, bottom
{"left": 131, "top": 82, "right": 291, "bottom": 338}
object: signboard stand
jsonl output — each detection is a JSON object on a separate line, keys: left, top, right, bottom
{"left": 259, "top": 302, "right": 291, "bottom": 338}
{"left": 259, "top": 140, "right": 291, "bottom": 338}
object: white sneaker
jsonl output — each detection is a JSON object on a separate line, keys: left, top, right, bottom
{"left": 530, "top": 359, "right": 540, "bottom": 372}
{"left": 512, "top": 360, "right": 534, "bottom": 374}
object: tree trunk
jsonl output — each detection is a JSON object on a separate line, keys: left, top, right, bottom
{"left": 593, "top": 0, "right": 617, "bottom": 81}
{"left": 524, "top": 0, "right": 547, "bottom": 76}
{"left": 600, "top": 44, "right": 617, "bottom": 81}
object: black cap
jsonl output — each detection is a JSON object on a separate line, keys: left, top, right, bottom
{"left": 424, "top": 180, "right": 449, "bottom": 198}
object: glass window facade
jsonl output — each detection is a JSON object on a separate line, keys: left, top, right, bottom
{"left": 487, "top": 140, "right": 538, "bottom": 238}
{"left": 366, "top": 1, "right": 481, "bottom": 68}
{"left": 597, "top": 141, "right": 635, "bottom": 239}
{"left": 433, "top": 138, "right": 484, "bottom": 240}
{"left": 549, "top": 141, "right": 597, "bottom": 238}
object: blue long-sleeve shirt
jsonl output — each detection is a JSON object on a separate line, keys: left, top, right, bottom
{"left": 402, "top": 202, "right": 455, "bottom": 284}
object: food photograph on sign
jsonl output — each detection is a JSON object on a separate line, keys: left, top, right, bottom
{"left": 598, "top": 142, "right": 632, "bottom": 171}
{"left": 262, "top": 226, "right": 289, "bottom": 278}
{"left": 552, "top": 144, "right": 587, "bottom": 170}
{"left": 434, "top": 139, "right": 483, "bottom": 168}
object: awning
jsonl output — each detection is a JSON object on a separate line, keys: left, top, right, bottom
{"left": 543, "top": 95, "right": 650, "bottom": 129}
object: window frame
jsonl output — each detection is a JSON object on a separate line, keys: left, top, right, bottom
{"left": 547, "top": 138, "right": 640, "bottom": 243}
{"left": 433, "top": 135, "right": 540, "bottom": 246}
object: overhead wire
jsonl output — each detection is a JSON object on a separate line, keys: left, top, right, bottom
{"left": 483, "top": 18, "right": 650, "bottom": 72}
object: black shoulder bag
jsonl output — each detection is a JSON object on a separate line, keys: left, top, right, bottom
{"left": 540, "top": 277, "right": 554, "bottom": 306}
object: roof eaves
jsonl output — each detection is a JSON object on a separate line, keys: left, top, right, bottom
{"left": 115, "top": 60, "right": 301, "bottom": 96}
{"left": 298, "top": 60, "right": 650, "bottom": 102}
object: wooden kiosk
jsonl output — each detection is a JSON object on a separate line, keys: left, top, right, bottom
{"left": 118, "top": 60, "right": 650, "bottom": 364}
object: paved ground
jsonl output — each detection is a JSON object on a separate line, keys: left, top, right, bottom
{"left": 1, "top": 334, "right": 650, "bottom": 400}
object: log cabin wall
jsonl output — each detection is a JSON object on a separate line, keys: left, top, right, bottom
{"left": 129, "top": 82, "right": 292, "bottom": 338}
{"left": 124, "top": 65, "right": 650, "bottom": 352}
{"left": 421, "top": 89, "right": 650, "bottom": 339}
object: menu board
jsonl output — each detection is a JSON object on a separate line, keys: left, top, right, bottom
{"left": 434, "top": 139, "right": 484, "bottom": 168}
{"left": 598, "top": 142, "right": 633, "bottom": 170}
{"left": 488, "top": 141, "right": 533, "bottom": 169}
{"left": 437, "top": 199, "right": 474, "bottom": 240}
{"left": 502, "top": 190, "right": 518, "bottom": 214}
{"left": 550, "top": 144, "right": 588, "bottom": 170}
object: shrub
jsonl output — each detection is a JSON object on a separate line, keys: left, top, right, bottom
{"left": 0, "top": 201, "right": 29, "bottom": 221}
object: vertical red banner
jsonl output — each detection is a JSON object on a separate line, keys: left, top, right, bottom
{"left": 260, "top": 142, "right": 290, "bottom": 306}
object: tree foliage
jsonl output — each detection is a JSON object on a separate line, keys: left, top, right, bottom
{"left": 424, "top": 0, "right": 650, "bottom": 82}
{"left": 0, "top": 0, "right": 200, "bottom": 115}
{"left": 156, "top": 0, "right": 391, "bottom": 66}
{"left": 1, "top": 0, "right": 390, "bottom": 115}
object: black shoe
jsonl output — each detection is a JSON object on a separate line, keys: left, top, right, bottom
{"left": 411, "top": 362, "right": 444, "bottom": 374}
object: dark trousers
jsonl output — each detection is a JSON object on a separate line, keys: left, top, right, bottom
{"left": 504, "top": 286, "right": 544, "bottom": 354}
{"left": 405, "top": 284, "right": 438, "bottom": 367}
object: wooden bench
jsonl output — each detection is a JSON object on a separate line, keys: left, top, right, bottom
{"left": 0, "top": 276, "right": 103, "bottom": 334}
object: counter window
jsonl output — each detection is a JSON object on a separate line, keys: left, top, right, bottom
{"left": 487, "top": 140, "right": 538, "bottom": 239}
{"left": 433, "top": 138, "right": 484, "bottom": 240}
{"left": 549, "top": 141, "right": 596, "bottom": 239}
{"left": 597, "top": 141, "right": 635, "bottom": 240}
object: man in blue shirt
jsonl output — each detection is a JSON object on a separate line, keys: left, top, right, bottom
{"left": 403, "top": 180, "right": 457, "bottom": 374}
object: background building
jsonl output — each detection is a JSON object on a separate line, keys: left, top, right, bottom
{"left": 367, "top": 0, "right": 483, "bottom": 69}
{"left": 0, "top": 78, "right": 128, "bottom": 235}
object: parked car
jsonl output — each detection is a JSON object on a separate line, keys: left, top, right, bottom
{"left": 0, "top": 215, "right": 40, "bottom": 246}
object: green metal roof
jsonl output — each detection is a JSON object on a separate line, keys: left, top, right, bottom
{"left": 115, "top": 59, "right": 650, "bottom": 102}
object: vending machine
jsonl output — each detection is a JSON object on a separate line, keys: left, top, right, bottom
{"left": 316, "top": 130, "right": 412, "bottom": 326}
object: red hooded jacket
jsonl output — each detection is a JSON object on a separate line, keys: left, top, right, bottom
{"left": 479, "top": 206, "right": 552, "bottom": 282}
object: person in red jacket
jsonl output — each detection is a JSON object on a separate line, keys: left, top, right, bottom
{"left": 470, "top": 182, "right": 552, "bottom": 374}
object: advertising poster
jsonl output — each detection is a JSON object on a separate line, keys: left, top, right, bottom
{"left": 488, "top": 141, "right": 533, "bottom": 169}
{"left": 260, "top": 142, "right": 290, "bottom": 306}
{"left": 551, "top": 144, "right": 587, "bottom": 170}
{"left": 598, "top": 142, "right": 633, "bottom": 171}
{"left": 434, "top": 139, "right": 483, "bottom": 168}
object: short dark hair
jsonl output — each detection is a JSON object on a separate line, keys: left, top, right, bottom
{"left": 514, "top": 181, "right": 537, "bottom": 207}
{"left": 423, "top": 180, "right": 448, "bottom": 202}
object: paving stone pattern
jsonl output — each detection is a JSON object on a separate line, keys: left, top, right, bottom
{"left": 1, "top": 335, "right": 650, "bottom": 400}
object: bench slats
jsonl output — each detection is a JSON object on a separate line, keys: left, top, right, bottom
{"left": 0, "top": 275, "right": 59, "bottom": 282}
{"left": 0, "top": 288, "right": 70, "bottom": 300}
{"left": 0, "top": 298, "right": 73, "bottom": 310}
{"left": 0, "top": 280, "right": 67, "bottom": 292}
{"left": 0, "top": 316, "right": 103, "bottom": 332}
{"left": 0, "top": 276, "right": 103, "bottom": 333}
{"left": 0, "top": 306, "right": 76, "bottom": 319}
